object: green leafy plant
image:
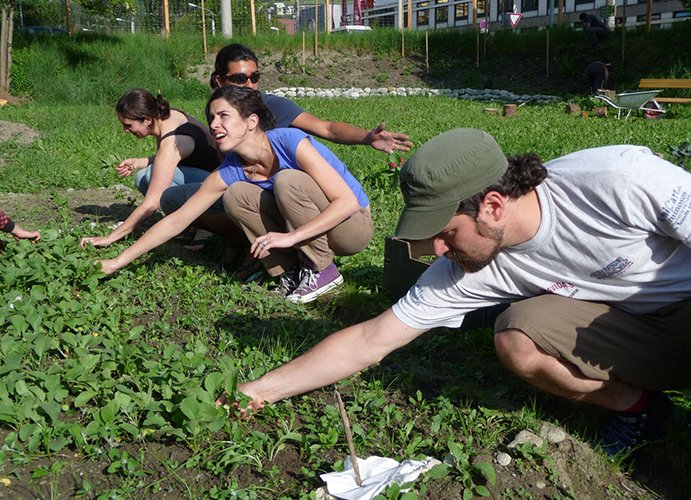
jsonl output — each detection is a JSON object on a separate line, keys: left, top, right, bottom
{"left": 412, "top": 438, "right": 499, "bottom": 499}
{"left": 669, "top": 141, "right": 691, "bottom": 169}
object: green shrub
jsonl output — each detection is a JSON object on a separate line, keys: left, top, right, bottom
{"left": 10, "top": 33, "right": 207, "bottom": 105}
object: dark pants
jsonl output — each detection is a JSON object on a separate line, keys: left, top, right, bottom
{"left": 585, "top": 26, "right": 608, "bottom": 46}
{"left": 585, "top": 62, "right": 608, "bottom": 93}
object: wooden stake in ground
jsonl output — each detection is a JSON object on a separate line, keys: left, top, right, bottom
{"left": 314, "top": 0, "right": 319, "bottom": 56}
{"left": 425, "top": 31, "right": 429, "bottom": 72}
{"left": 163, "top": 0, "right": 171, "bottom": 38}
{"left": 545, "top": 28, "right": 550, "bottom": 79}
{"left": 335, "top": 390, "right": 362, "bottom": 487}
{"left": 473, "top": 0, "right": 479, "bottom": 67}
{"left": 64, "top": 0, "right": 73, "bottom": 37}
{"left": 401, "top": 28, "right": 405, "bottom": 58}
{"left": 0, "top": 2, "right": 13, "bottom": 91}
{"left": 250, "top": 0, "right": 257, "bottom": 35}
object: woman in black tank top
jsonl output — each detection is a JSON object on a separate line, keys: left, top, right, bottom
{"left": 80, "top": 89, "right": 219, "bottom": 250}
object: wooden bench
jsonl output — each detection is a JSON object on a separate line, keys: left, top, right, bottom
{"left": 639, "top": 79, "right": 691, "bottom": 104}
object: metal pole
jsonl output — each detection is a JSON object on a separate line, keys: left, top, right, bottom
{"left": 220, "top": 0, "right": 232, "bottom": 38}
{"left": 621, "top": 0, "right": 626, "bottom": 63}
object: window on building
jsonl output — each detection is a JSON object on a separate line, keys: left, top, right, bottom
{"left": 636, "top": 12, "right": 661, "bottom": 22}
{"left": 523, "top": 0, "right": 538, "bottom": 12}
{"left": 436, "top": 0, "right": 449, "bottom": 24}
{"left": 417, "top": 1, "right": 430, "bottom": 25}
{"left": 476, "top": 0, "right": 486, "bottom": 16}
{"left": 574, "top": 0, "right": 594, "bottom": 6}
{"left": 455, "top": 2, "right": 469, "bottom": 20}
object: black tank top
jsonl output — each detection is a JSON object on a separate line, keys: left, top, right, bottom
{"left": 159, "top": 111, "right": 220, "bottom": 172}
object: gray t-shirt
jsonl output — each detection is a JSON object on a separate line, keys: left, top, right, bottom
{"left": 262, "top": 93, "right": 304, "bottom": 128}
{"left": 393, "top": 145, "right": 691, "bottom": 330}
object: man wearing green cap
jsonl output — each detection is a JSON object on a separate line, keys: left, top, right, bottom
{"left": 222, "top": 128, "right": 690, "bottom": 457}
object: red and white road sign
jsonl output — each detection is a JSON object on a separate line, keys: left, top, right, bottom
{"left": 508, "top": 12, "right": 523, "bottom": 29}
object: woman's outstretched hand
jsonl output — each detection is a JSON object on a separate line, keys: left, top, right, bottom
{"left": 215, "top": 388, "right": 265, "bottom": 419}
{"left": 11, "top": 226, "right": 41, "bottom": 242}
{"left": 115, "top": 158, "right": 146, "bottom": 177}
{"left": 96, "top": 258, "right": 119, "bottom": 275}
{"left": 79, "top": 235, "right": 113, "bottom": 248}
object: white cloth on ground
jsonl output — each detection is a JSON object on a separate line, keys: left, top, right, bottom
{"left": 320, "top": 455, "right": 441, "bottom": 500}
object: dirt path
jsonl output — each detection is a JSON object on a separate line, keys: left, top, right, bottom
{"left": 0, "top": 185, "right": 142, "bottom": 228}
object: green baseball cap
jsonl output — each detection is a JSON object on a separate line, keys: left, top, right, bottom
{"left": 395, "top": 128, "right": 508, "bottom": 240}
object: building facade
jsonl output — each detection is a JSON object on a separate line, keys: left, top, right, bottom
{"left": 363, "top": 0, "right": 688, "bottom": 31}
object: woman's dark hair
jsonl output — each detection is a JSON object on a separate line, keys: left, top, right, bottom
{"left": 457, "top": 153, "right": 548, "bottom": 217}
{"left": 210, "top": 44, "right": 259, "bottom": 89}
{"left": 116, "top": 88, "right": 170, "bottom": 121}
{"left": 206, "top": 86, "right": 276, "bottom": 131}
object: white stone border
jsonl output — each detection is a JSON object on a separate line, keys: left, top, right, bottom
{"left": 267, "top": 87, "right": 562, "bottom": 104}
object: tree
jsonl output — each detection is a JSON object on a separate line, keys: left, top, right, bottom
{"left": 1, "top": 0, "right": 14, "bottom": 91}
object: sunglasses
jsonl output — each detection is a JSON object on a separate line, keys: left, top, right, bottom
{"left": 222, "top": 71, "right": 261, "bottom": 84}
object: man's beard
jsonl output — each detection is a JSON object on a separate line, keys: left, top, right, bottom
{"left": 445, "top": 225, "right": 503, "bottom": 273}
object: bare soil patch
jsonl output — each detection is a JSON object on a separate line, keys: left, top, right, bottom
{"left": 189, "top": 47, "right": 570, "bottom": 94}
{"left": 0, "top": 185, "right": 141, "bottom": 228}
{"left": 0, "top": 119, "right": 40, "bottom": 146}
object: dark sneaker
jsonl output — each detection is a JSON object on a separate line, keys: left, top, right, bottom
{"left": 598, "top": 391, "right": 675, "bottom": 457}
{"left": 286, "top": 263, "right": 343, "bottom": 303}
{"left": 275, "top": 265, "right": 302, "bottom": 297}
{"left": 231, "top": 257, "right": 268, "bottom": 285}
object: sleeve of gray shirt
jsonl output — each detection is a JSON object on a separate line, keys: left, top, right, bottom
{"left": 261, "top": 93, "right": 305, "bottom": 128}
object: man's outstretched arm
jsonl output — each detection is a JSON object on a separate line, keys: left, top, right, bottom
{"left": 233, "top": 309, "right": 428, "bottom": 410}
{"left": 291, "top": 112, "right": 413, "bottom": 154}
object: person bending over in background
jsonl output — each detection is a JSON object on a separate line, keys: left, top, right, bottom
{"left": 98, "top": 86, "right": 373, "bottom": 303}
{"left": 162, "top": 43, "right": 409, "bottom": 281}
{"left": 79, "top": 89, "right": 223, "bottom": 251}
{"left": 221, "top": 128, "right": 690, "bottom": 458}
{"left": 0, "top": 210, "right": 41, "bottom": 251}
{"left": 584, "top": 61, "right": 611, "bottom": 95}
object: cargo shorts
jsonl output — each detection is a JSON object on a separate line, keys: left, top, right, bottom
{"left": 494, "top": 295, "right": 691, "bottom": 390}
